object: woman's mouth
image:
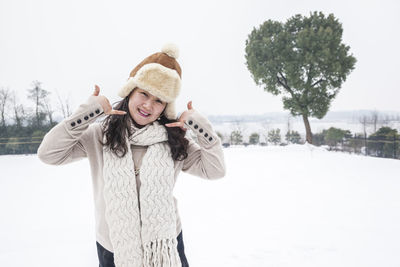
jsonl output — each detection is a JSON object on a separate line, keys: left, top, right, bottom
{"left": 138, "top": 108, "right": 150, "bottom": 117}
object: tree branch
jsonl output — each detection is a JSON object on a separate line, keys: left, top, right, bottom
{"left": 306, "top": 64, "right": 313, "bottom": 87}
{"left": 276, "top": 76, "right": 291, "bottom": 92}
{"left": 276, "top": 75, "right": 303, "bottom": 106}
{"left": 276, "top": 72, "right": 306, "bottom": 113}
{"left": 278, "top": 72, "right": 289, "bottom": 88}
{"left": 311, "top": 78, "right": 325, "bottom": 88}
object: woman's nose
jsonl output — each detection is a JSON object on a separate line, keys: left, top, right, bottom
{"left": 142, "top": 99, "right": 152, "bottom": 110}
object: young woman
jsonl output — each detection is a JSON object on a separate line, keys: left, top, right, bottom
{"left": 37, "top": 44, "right": 226, "bottom": 267}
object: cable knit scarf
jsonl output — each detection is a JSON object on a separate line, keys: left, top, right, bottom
{"left": 102, "top": 120, "right": 181, "bottom": 267}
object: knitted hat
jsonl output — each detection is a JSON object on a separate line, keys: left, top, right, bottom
{"left": 118, "top": 43, "right": 182, "bottom": 120}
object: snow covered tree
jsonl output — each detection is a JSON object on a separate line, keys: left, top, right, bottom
{"left": 245, "top": 11, "right": 356, "bottom": 144}
{"left": 230, "top": 130, "right": 243, "bottom": 145}
{"left": 268, "top": 128, "right": 281, "bottom": 145}
{"left": 285, "top": 130, "right": 302, "bottom": 144}
{"left": 249, "top": 132, "right": 260, "bottom": 145}
{"left": 216, "top": 131, "right": 224, "bottom": 142}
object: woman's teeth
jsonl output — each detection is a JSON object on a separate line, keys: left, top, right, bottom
{"left": 138, "top": 109, "right": 150, "bottom": 117}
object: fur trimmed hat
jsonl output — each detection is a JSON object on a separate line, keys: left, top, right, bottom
{"left": 118, "top": 43, "right": 182, "bottom": 120}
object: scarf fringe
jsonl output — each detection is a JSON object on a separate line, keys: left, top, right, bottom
{"left": 143, "top": 238, "right": 182, "bottom": 267}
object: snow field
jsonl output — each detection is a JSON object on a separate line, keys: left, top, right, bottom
{"left": 1, "top": 145, "right": 400, "bottom": 266}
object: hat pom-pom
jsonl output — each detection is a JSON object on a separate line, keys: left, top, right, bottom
{"left": 162, "top": 43, "right": 179, "bottom": 59}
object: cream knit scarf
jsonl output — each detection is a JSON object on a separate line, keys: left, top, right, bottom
{"left": 102, "top": 120, "right": 181, "bottom": 267}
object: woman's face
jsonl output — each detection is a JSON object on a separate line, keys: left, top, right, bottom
{"left": 128, "top": 87, "right": 167, "bottom": 126}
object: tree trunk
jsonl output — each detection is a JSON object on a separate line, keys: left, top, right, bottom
{"left": 1, "top": 113, "right": 5, "bottom": 127}
{"left": 302, "top": 114, "right": 313, "bottom": 144}
{"left": 36, "top": 91, "right": 40, "bottom": 127}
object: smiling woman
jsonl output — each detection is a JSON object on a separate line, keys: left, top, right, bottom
{"left": 36, "top": 43, "right": 226, "bottom": 267}
{"left": 128, "top": 88, "right": 167, "bottom": 127}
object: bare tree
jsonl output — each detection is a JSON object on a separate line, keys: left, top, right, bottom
{"left": 286, "top": 114, "right": 292, "bottom": 144}
{"left": 27, "top": 80, "right": 50, "bottom": 127}
{"left": 381, "top": 114, "right": 391, "bottom": 126}
{"left": 370, "top": 110, "right": 379, "bottom": 133}
{"left": 41, "top": 88, "right": 56, "bottom": 125}
{"left": 11, "top": 91, "right": 26, "bottom": 128}
{"left": 261, "top": 120, "right": 271, "bottom": 144}
{"left": 43, "top": 100, "right": 55, "bottom": 125}
{"left": 0, "top": 87, "right": 11, "bottom": 127}
{"left": 359, "top": 115, "right": 368, "bottom": 137}
{"left": 359, "top": 115, "right": 369, "bottom": 155}
{"left": 56, "top": 89, "right": 72, "bottom": 118}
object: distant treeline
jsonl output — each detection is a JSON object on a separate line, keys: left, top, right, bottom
{"left": 0, "top": 80, "right": 70, "bottom": 155}
{"left": 1, "top": 82, "right": 399, "bottom": 160}
{"left": 218, "top": 125, "right": 400, "bottom": 160}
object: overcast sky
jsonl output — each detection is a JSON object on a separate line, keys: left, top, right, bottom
{"left": 1, "top": 0, "right": 399, "bottom": 116}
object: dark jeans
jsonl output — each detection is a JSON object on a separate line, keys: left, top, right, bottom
{"left": 96, "top": 231, "right": 189, "bottom": 267}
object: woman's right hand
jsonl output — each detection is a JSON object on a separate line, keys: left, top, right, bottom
{"left": 93, "top": 85, "right": 127, "bottom": 116}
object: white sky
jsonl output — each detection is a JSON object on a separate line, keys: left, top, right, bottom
{"left": 1, "top": 0, "right": 399, "bottom": 116}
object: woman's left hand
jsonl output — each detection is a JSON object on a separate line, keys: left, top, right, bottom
{"left": 165, "top": 101, "right": 195, "bottom": 131}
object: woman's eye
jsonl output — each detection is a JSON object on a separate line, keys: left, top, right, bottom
{"left": 156, "top": 100, "right": 163, "bottom": 104}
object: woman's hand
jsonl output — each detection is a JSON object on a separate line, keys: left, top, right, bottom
{"left": 93, "top": 85, "right": 126, "bottom": 116}
{"left": 165, "top": 101, "right": 195, "bottom": 131}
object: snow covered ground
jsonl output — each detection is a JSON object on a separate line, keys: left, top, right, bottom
{"left": 1, "top": 144, "right": 400, "bottom": 267}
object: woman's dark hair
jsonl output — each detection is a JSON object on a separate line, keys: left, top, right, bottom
{"left": 100, "top": 91, "right": 188, "bottom": 161}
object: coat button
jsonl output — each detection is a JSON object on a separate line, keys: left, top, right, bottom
{"left": 89, "top": 113, "right": 94, "bottom": 117}
{"left": 188, "top": 120, "right": 193, "bottom": 125}
{"left": 194, "top": 124, "right": 198, "bottom": 129}
{"left": 199, "top": 128, "right": 203, "bottom": 133}
{"left": 84, "top": 116, "right": 89, "bottom": 120}
{"left": 209, "top": 137, "right": 213, "bottom": 141}
{"left": 95, "top": 109, "right": 100, "bottom": 114}
{"left": 204, "top": 133, "right": 208, "bottom": 137}
{"left": 77, "top": 119, "right": 82, "bottom": 124}
{"left": 71, "top": 122, "right": 76, "bottom": 127}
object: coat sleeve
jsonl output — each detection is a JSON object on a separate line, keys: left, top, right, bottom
{"left": 37, "top": 95, "right": 105, "bottom": 165}
{"left": 181, "top": 110, "right": 226, "bottom": 180}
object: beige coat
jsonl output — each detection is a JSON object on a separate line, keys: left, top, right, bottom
{"left": 37, "top": 95, "right": 226, "bottom": 252}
